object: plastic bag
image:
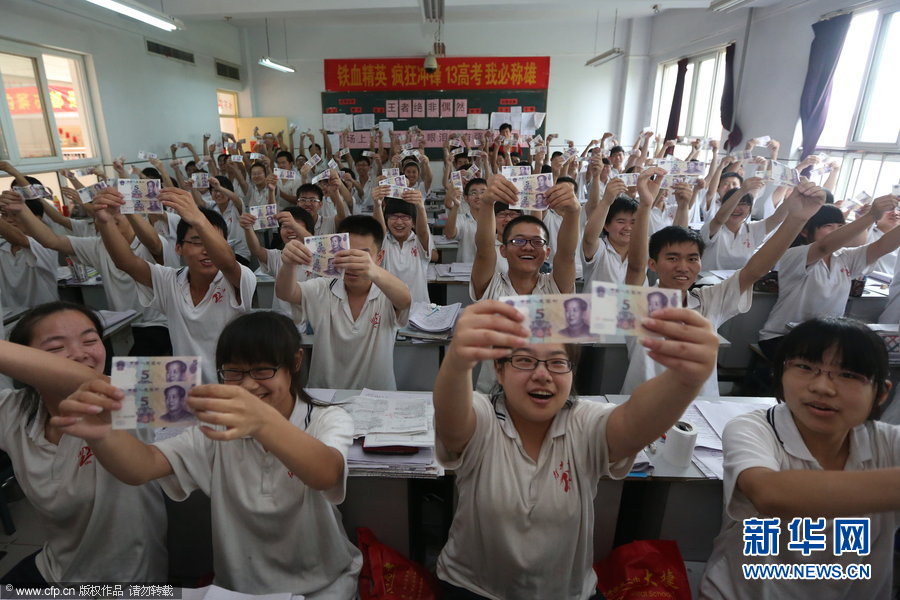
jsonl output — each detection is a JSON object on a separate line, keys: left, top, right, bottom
{"left": 357, "top": 527, "right": 438, "bottom": 600}
{"left": 594, "top": 539, "right": 692, "bottom": 600}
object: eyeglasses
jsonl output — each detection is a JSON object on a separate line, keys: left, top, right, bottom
{"left": 508, "top": 237, "right": 547, "bottom": 249}
{"left": 180, "top": 238, "right": 204, "bottom": 246}
{"left": 217, "top": 367, "right": 279, "bottom": 382}
{"left": 387, "top": 213, "right": 412, "bottom": 222}
{"left": 783, "top": 359, "right": 873, "bottom": 387}
{"left": 502, "top": 355, "right": 573, "bottom": 374}
{"left": 297, "top": 196, "right": 322, "bottom": 203}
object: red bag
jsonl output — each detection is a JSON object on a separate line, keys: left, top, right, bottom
{"left": 594, "top": 540, "right": 692, "bottom": 600}
{"left": 357, "top": 527, "right": 439, "bottom": 600}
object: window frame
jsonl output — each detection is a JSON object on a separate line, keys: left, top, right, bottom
{"left": 0, "top": 38, "right": 99, "bottom": 170}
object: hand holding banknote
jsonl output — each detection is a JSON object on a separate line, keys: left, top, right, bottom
{"left": 185, "top": 384, "right": 282, "bottom": 441}
{"left": 444, "top": 300, "right": 529, "bottom": 370}
{"left": 636, "top": 167, "right": 667, "bottom": 204}
{"left": 282, "top": 239, "right": 313, "bottom": 267}
{"left": 639, "top": 307, "right": 719, "bottom": 389}
{"left": 484, "top": 174, "right": 522, "bottom": 208}
{"left": 544, "top": 180, "right": 580, "bottom": 216}
{"left": 51, "top": 379, "right": 124, "bottom": 440}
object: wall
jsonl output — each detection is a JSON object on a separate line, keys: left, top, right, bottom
{"left": 644, "top": 0, "right": 865, "bottom": 154}
{"left": 0, "top": 0, "right": 243, "bottom": 171}
{"left": 243, "top": 15, "right": 628, "bottom": 149}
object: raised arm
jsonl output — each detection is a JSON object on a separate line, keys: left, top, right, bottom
{"left": 1, "top": 191, "right": 74, "bottom": 255}
{"left": 238, "top": 211, "right": 268, "bottom": 264}
{"left": 806, "top": 196, "right": 893, "bottom": 266}
{"left": 371, "top": 185, "right": 388, "bottom": 235}
{"left": 605, "top": 308, "right": 718, "bottom": 462}
{"left": 275, "top": 240, "right": 313, "bottom": 306}
{"left": 434, "top": 300, "right": 528, "bottom": 454}
{"left": 0, "top": 160, "right": 30, "bottom": 186}
{"left": 548, "top": 183, "right": 581, "bottom": 294}
{"left": 625, "top": 168, "right": 665, "bottom": 286}
{"left": 0, "top": 341, "right": 102, "bottom": 402}
{"left": 708, "top": 177, "right": 765, "bottom": 238}
{"left": 583, "top": 176, "right": 624, "bottom": 263}
{"left": 866, "top": 196, "right": 900, "bottom": 265}
{"left": 126, "top": 214, "right": 165, "bottom": 264}
{"left": 0, "top": 217, "right": 29, "bottom": 248}
{"left": 334, "top": 247, "right": 412, "bottom": 313}
{"left": 472, "top": 176, "right": 516, "bottom": 300}
{"left": 443, "top": 185, "right": 462, "bottom": 239}
{"left": 91, "top": 190, "right": 153, "bottom": 287}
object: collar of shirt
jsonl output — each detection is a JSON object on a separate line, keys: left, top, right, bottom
{"left": 328, "top": 275, "right": 382, "bottom": 304}
{"left": 770, "top": 402, "right": 872, "bottom": 467}
{"left": 387, "top": 232, "right": 418, "bottom": 248}
{"left": 492, "top": 393, "right": 573, "bottom": 442}
{"left": 175, "top": 267, "right": 226, "bottom": 300}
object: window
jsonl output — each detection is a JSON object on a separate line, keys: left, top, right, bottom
{"left": 649, "top": 48, "right": 727, "bottom": 156}
{"left": 0, "top": 39, "right": 98, "bottom": 168}
{"left": 217, "top": 89, "right": 239, "bottom": 136}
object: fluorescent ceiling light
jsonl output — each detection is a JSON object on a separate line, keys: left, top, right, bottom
{"left": 258, "top": 57, "right": 295, "bottom": 73}
{"left": 82, "top": 0, "right": 183, "bottom": 31}
{"left": 709, "top": 0, "right": 755, "bottom": 12}
{"left": 585, "top": 48, "right": 624, "bottom": 67}
{"left": 422, "top": 0, "right": 444, "bottom": 23}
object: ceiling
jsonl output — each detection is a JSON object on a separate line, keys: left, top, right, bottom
{"left": 141, "top": 0, "right": 724, "bottom": 25}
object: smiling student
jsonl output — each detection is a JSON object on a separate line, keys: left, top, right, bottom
{"left": 699, "top": 317, "right": 900, "bottom": 599}
{"left": 432, "top": 299, "right": 718, "bottom": 599}
{"left": 372, "top": 185, "right": 431, "bottom": 304}
{"left": 52, "top": 311, "right": 360, "bottom": 597}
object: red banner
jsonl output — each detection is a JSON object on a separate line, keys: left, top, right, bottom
{"left": 6, "top": 85, "right": 78, "bottom": 115}
{"left": 324, "top": 56, "right": 550, "bottom": 91}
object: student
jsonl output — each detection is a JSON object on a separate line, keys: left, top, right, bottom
{"left": 543, "top": 176, "right": 580, "bottom": 265}
{"left": 296, "top": 182, "right": 349, "bottom": 236}
{"left": 866, "top": 203, "right": 899, "bottom": 275}
{"left": 759, "top": 195, "right": 900, "bottom": 359}
{"left": 443, "top": 178, "right": 487, "bottom": 264}
{"left": 206, "top": 176, "right": 251, "bottom": 266}
{"left": 373, "top": 186, "right": 431, "bottom": 304}
{"left": 699, "top": 317, "right": 900, "bottom": 599}
{"left": 0, "top": 302, "right": 167, "bottom": 584}
{"left": 240, "top": 206, "right": 315, "bottom": 321}
{"left": 2, "top": 189, "right": 172, "bottom": 356}
{"left": 276, "top": 215, "right": 411, "bottom": 390}
{"left": 432, "top": 299, "right": 718, "bottom": 599}
{"left": 470, "top": 175, "right": 580, "bottom": 303}
{"left": 274, "top": 151, "right": 301, "bottom": 210}
{"left": 93, "top": 186, "right": 256, "bottom": 383}
{"left": 232, "top": 162, "right": 271, "bottom": 208}
{"left": 700, "top": 177, "right": 789, "bottom": 270}
{"left": 622, "top": 179, "right": 830, "bottom": 396}
{"left": 53, "top": 311, "right": 361, "bottom": 596}
{"left": 398, "top": 158, "right": 432, "bottom": 196}
{"left": 0, "top": 196, "right": 59, "bottom": 311}
{"left": 581, "top": 177, "right": 634, "bottom": 284}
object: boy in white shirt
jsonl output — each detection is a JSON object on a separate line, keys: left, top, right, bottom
{"left": 0, "top": 196, "right": 59, "bottom": 311}
{"left": 296, "top": 182, "right": 348, "bottom": 237}
{"left": 443, "top": 178, "right": 486, "bottom": 264}
{"left": 621, "top": 176, "right": 829, "bottom": 397}
{"left": 274, "top": 151, "right": 301, "bottom": 210}
{"left": 373, "top": 188, "right": 431, "bottom": 304}
{"left": 93, "top": 186, "right": 256, "bottom": 383}
{"left": 276, "top": 215, "right": 412, "bottom": 390}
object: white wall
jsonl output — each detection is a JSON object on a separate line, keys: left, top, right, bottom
{"left": 243, "top": 16, "right": 628, "bottom": 147}
{"left": 644, "top": 0, "right": 859, "bottom": 153}
{"left": 0, "top": 0, "right": 243, "bottom": 171}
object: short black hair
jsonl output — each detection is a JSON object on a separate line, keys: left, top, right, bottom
{"left": 605, "top": 197, "right": 639, "bottom": 228}
{"left": 649, "top": 226, "right": 705, "bottom": 261}
{"left": 276, "top": 150, "right": 294, "bottom": 163}
{"left": 499, "top": 123, "right": 512, "bottom": 132}
{"left": 722, "top": 187, "right": 753, "bottom": 206}
{"left": 296, "top": 183, "right": 324, "bottom": 201}
{"left": 249, "top": 162, "right": 268, "bottom": 176}
{"left": 551, "top": 151, "right": 563, "bottom": 160}
{"left": 402, "top": 160, "right": 420, "bottom": 172}
{"left": 213, "top": 175, "right": 234, "bottom": 193}
{"left": 773, "top": 317, "right": 889, "bottom": 418}
{"left": 337, "top": 214, "right": 384, "bottom": 247}
{"left": 25, "top": 199, "right": 44, "bottom": 218}
{"left": 794, "top": 204, "right": 844, "bottom": 247}
{"left": 142, "top": 167, "right": 162, "bottom": 180}
{"left": 502, "top": 215, "right": 551, "bottom": 244}
{"left": 556, "top": 176, "right": 578, "bottom": 195}
{"left": 24, "top": 176, "right": 42, "bottom": 186}
{"left": 282, "top": 205, "right": 315, "bottom": 233}
{"left": 175, "top": 206, "right": 227, "bottom": 244}
{"left": 720, "top": 171, "right": 744, "bottom": 185}
{"left": 609, "top": 146, "right": 625, "bottom": 155}
{"left": 464, "top": 178, "right": 487, "bottom": 195}
{"left": 354, "top": 155, "right": 372, "bottom": 165}
{"left": 340, "top": 167, "right": 356, "bottom": 180}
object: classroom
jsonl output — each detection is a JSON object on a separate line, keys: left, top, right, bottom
{"left": 1, "top": 0, "right": 900, "bottom": 598}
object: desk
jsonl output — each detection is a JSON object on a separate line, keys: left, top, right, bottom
{"left": 254, "top": 273, "right": 275, "bottom": 308}
{"left": 100, "top": 310, "right": 141, "bottom": 355}
{"left": 57, "top": 277, "right": 109, "bottom": 310}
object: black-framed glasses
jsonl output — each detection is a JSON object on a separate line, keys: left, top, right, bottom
{"left": 783, "top": 359, "right": 872, "bottom": 387}
{"left": 217, "top": 367, "right": 279, "bottom": 382}
{"left": 508, "top": 237, "right": 547, "bottom": 249}
{"left": 502, "top": 355, "right": 573, "bottom": 374}
{"left": 180, "top": 238, "right": 204, "bottom": 246}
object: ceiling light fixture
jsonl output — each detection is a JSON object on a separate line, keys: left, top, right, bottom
{"left": 82, "top": 0, "right": 182, "bottom": 31}
{"left": 586, "top": 8, "right": 624, "bottom": 67}
{"left": 422, "top": 0, "right": 445, "bottom": 23}
{"left": 259, "top": 17, "right": 295, "bottom": 73}
{"left": 709, "top": 0, "right": 755, "bottom": 12}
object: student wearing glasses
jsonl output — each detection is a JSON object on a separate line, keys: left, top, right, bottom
{"left": 52, "top": 311, "right": 361, "bottom": 597}
{"left": 295, "top": 182, "right": 348, "bottom": 236}
{"left": 699, "top": 317, "right": 900, "bottom": 599}
{"left": 372, "top": 186, "right": 432, "bottom": 304}
{"left": 433, "top": 299, "right": 719, "bottom": 599}
{"left": 469, "top": 174, "right": 581, "bottom": 392}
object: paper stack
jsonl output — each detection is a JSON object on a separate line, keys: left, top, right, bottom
{"left": 400, "top": 302, "right": 462, "bottom": 341}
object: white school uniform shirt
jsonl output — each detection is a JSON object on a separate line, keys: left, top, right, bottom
{"left": 352, "top": 178, "right": 376, "bottom": 215}
{"left": 313, "top": 214, "right": 337, "bottom": 236}
{"left": 621, "top": 272, "right": 751, "bottom": 397}
{"left": 258, "top": 249, "right": 312, "bottom": 326}
{"left": 448, "top": 212, "right": 477, "bottom": 264}
{"left": 153, "top": 212, "right": 184, "bottom": 267}
{"left": 543, "top": 208, "right": 563, "bottom": 263}
{"left": 213, "top": 201, "right": 250, "bottom": 260}
{"left": 0, "top": 237, "right": 58, "bottom": 311}
{"left": 68, "top": 218, "right": 95, "bottom": 237}
{"left": 689, "top": 188, "right": 706, "bottom": 224}
{"left": 581, "top": 237, "right": 628, "bottom": 285}
{"left": 137, "top": 263, "right": 257, "bottom": 383}
{"left": 436, "top": 393, "right": 634, "bottom": 599}
{"left": 700, "top": 219, "right": 769, "bottom": 270}
{"left": 879, "top": 250, "right": 900, "bottom": 323}
{"left": 294, "top": 277, "right": 409, "bottom": 390}
{"left": 867, "top": 225, "right": 897, "bottom": 276}
{"left": 472, "top": 271, "right": 560, "bottom": 393}
{"left": 382, "top": 231, "right": 431, "bottom": 304}
{"left": 649, "top": 205, "right": 673, "bottom": 234}
{"left": 243, "top": 183, "right": 269, "bottom": 209}
{"left": 699, "top": 404, "right": 900, "bottom": 600}
{"left": 156, "top": 399, "right": 361, "bottom": 597}
{"left": 276, "top": 175, "right": 301, "bottom": 210}
{"left": 67, "top": 235, "right": 167, "bottom": 328}
{"left": 759, "top": 245, "right": 871, "bottom": 341}
{"left": 0, "top": 389, "right": 167, "bottom": 582}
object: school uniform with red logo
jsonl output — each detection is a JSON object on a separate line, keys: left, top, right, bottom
{"left": 0, "top": 389, "right": 167, "bottom": 582}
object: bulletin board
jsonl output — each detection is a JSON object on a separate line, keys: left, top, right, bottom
{"left": 319, "top": 90, "right": 547, "bottom": 160}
